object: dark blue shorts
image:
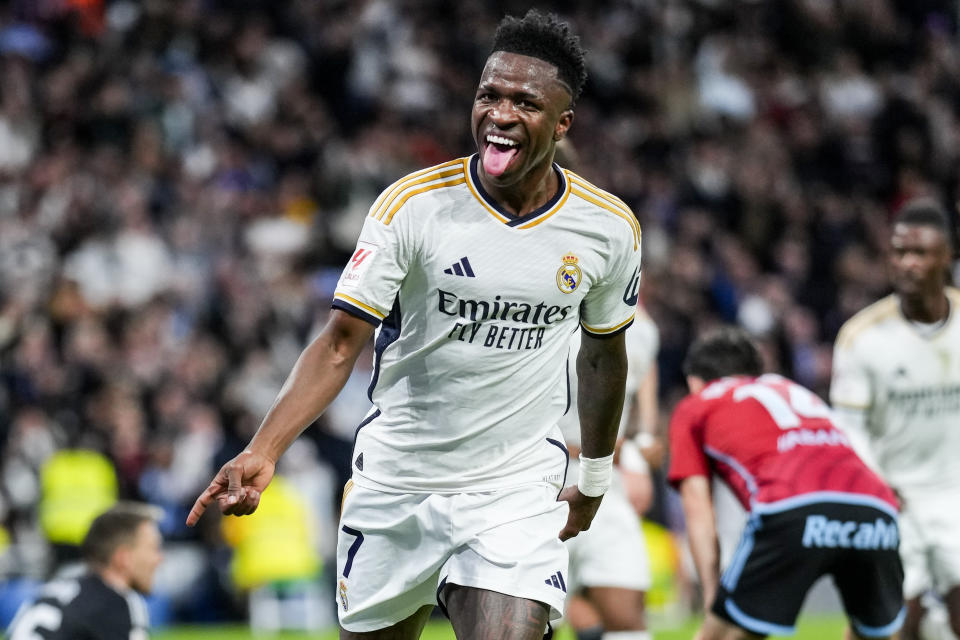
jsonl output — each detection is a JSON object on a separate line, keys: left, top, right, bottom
{"left": 712, "top": 497, "right": 904, "bottom": 638}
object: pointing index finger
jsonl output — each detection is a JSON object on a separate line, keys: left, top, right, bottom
{"left": 186, "top": 479, "right": 221, "bottom": 527}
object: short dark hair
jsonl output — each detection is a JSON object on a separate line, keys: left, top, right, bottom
{"left": 894, "top": 198, "right": 950, "bottom": 238}
{"left": 683, "top": 326, "right": 764, "bottom": 383}
{"left": 490, "top": 9, "right": 587, "bottom": 104}
{"left": 81, "top": 503, "right": 160, "bottom": 568}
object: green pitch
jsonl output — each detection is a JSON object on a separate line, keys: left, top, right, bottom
{"left": 154, "top": 615, "right": 846, "bottom": 639}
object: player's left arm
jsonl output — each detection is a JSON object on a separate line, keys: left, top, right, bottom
{"left": 830, "top": 338, "right": 883, "bottom": 474}
{"left": 558, "top": 330, "right": 627, "bottom": 540}
{"left": 679, "top": 474, "right": 720, "bottom": 611}
{"left": 577, "top": 330, "right": 626, "bottom": 457}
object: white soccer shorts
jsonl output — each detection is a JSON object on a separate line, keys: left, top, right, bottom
{"left": 898, "top": 489, "right": 960, "bottom": 600}
{"left": 335, "top": 481, "right": 570, "bottom": 632}
{"left": 566, "top": 487, "right": 651, "bottom": 592}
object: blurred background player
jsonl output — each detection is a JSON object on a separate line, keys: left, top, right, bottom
{"left": 669, "top": 327, "right": 903, "bottom": 640}
{"left": 7, "top": 502, "right": 163, "bottom": 640}
{"left": 831, "top": 198, "right": 960, "bottom": 640}
{"left": 186, "top": 10, "right": 642, "bottom": 640}
{"left": 560, "top": 306, "right": 660, "bottom": 640}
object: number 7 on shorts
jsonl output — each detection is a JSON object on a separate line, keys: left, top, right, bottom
{"left": 341, "top": 526, "right": 364, "bottom": 577}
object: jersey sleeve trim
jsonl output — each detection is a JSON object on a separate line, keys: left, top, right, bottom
{"left": 581, "top": 314, "right": 635, "bottom": 338}
{"left": 567, "top": 173, "right": 641, "bottom": 250}
{"left": 831, "top": 400, "right": 870, "bottom": 410}
{"left": 332, "top": 294, "right": 385, "bottom": 326}
{"left": 666, "top": 471, "right": 710, "bottom": 489}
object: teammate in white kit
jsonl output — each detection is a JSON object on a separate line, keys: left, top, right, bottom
{"left": 560, "top": 309, "right": 658, "bottom": 640}
{"left": 831, "top": 199, "right": 960, "bottom": 640}
{"left": 187, "top": 10, "right": 642, "bottom": 640}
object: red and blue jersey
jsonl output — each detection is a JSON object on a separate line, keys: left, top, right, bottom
{"left": 668, "top": 374, "right": 897, "bottom": 514}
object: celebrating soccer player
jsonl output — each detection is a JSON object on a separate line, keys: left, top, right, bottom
{"left": 187, "top": 10, "right": 642, "bottom": 640}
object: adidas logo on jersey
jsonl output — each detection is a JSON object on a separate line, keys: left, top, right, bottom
{"left": 443, "top": 256, "right": 475, "bottom": 277}
{"left": 544, "top": 572, "right": 566, "bottom": 592}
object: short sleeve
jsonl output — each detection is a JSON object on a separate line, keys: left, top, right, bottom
{"left": 829, "top": 335, "right": 873, "bottom": 411}
{"left": 667, "top": 395, "right": 710, "bottom": 488}
{"left": 332, "top": 212, "right": 412, "bottom": 326}
{"left": 580, "top": 232, "right": 642, "bottom": 338}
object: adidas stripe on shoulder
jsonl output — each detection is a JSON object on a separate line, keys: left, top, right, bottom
{"left": 369, "top": 159, "right": 466, "bottom": 225}
{"left": 565, "top": 171, "right": 641, "bottom": 250}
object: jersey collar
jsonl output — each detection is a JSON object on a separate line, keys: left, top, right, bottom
{"left": 465, "top": 154, "right": 570, "bottom": 228}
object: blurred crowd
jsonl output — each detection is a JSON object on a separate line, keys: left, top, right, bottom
{"left": 1, "top": 0, "right": 959, "bottom": 627}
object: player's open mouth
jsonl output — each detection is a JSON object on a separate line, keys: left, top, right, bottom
{"left": 483, "top": 134, "right": 520, "bottom": 177}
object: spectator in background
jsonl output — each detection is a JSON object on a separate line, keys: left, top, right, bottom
{"left": 7, "top": 502, "right": 163, "bottom": 640}
{"left": 831, "top": 199, "right": 960, "bottom": 640}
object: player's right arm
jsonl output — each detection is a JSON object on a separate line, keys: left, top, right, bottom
{"left": 187, "top": 310, "right": 374, "bottom": 525}
{"left": 667, "top": 394, "right": 719, "bottom": 609}
{"left": 189, "top": 182, "right": 412, "bottom": 526}
{"left": 679, "top": 474, "right": 719, "bottom": 610}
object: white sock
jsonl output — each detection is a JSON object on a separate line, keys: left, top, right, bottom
{"left": 601, "top": 631, "right": 651, "bottom": 640}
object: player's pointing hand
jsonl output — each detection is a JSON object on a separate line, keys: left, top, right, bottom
{"left": 186, "top": 450, "right": 276, "bottom": 526}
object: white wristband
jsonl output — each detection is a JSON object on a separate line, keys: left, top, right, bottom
{"left": 634, "top": 432, "right": 656, "bottom": 448}
{"left": 577, "top": 453, "right": 614, "bottom": 497}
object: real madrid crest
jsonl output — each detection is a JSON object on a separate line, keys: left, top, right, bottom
{"left": 556, "top": 254, "right": 581, "bottom": 294}
{"left": 339, "top": 579, "right": 349, "bottom": 611}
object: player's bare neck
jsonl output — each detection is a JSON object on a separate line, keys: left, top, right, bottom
{"left": 98, "top": 565, "right": 130, "bottom": 594}
{"left": 900, "top": 291, "right": 949, "bottom": 324}
{"left": 482, "top": 163, "right": 558, "bottom": 218}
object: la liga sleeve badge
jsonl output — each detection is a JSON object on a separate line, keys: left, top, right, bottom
{"left": 339, "top": 241, "right": 379, "bottom": 289}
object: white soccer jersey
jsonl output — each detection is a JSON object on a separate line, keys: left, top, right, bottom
{"left": 558, "top": 308, "right": 659, "bottom": 448}
{"left": 332, "top": 155, "right": 642, "bottom": 493}
{"left": 830, "top": 288, "right": 960, "bottom": 493}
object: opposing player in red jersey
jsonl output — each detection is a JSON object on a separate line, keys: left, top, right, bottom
{"left": 668, "top": 327, "right": 904, "bottom": 640}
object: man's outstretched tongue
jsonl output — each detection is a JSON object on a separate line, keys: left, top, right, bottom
{"left": 483, "top": 144, "right": 518, "bottom": 177}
